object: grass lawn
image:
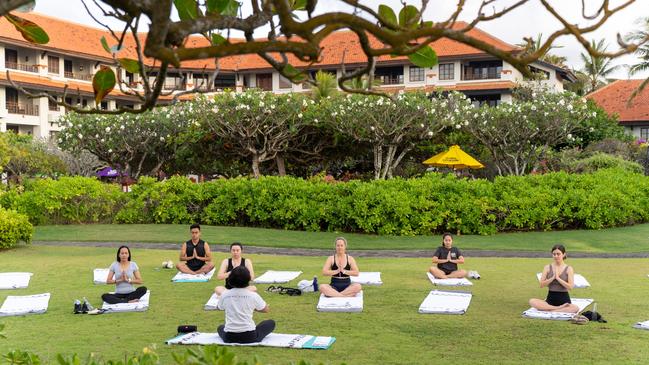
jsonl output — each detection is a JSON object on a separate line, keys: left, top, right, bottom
{"left": 34, "top": 223, "right": 649, "bottom": 252}
{"left": 1, "top": 245, "right": 649, "bottom": 364}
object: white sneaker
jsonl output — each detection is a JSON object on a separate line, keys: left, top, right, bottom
{"left": 166, "top": 260, "right": 174, "bottom": 269}
{"left": 468, "top": 271, "right": 481, "bottom": 279}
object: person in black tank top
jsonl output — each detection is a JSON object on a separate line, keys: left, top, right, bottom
{"left": 214, "top": 242, "right": 257, "bottom": 296}
{"left": 319, "top": 237, "right": 362, "bottom": 297}
{"left": 429, "top": 233, "right": 467, "bottom": 279}
{"left": 176, "top": 224, "right": 215, "bottom": 274}
{"left": 529, "top": 244, "right": 579, "bottom": 313}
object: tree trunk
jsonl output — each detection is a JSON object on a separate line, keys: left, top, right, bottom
{"left": 276, "top": 155, "right": 286, "bottom": 176}
{"left": 373, "top": 145, "right": 382, "bottom": 180}
{"left": 251, "top": 153, "right": 261, "bottom": 179}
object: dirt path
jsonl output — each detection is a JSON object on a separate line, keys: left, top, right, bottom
{"left": 32, "top": 241, "right": 649, "bottom": 258}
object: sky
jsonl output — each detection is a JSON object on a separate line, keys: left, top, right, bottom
{"left": 30, "top": 0, "right": 649, "bottom": 79}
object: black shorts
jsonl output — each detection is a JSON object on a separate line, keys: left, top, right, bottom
{"left": 438, "top": 267, "right": 456, "bottom": 275}
{"left": 546, "top": 291, "right": 571, "bottom": 306}
{"left": 331, "top": 279, "right": 351, "bottom": 292}
{"left": 187, "top": 261, "right": 205, "bottom": 272}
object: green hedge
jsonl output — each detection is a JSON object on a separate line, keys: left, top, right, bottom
{"left": 4, "top": 169, "right": 649, "bottom": 235}
{"left": 0, "top": 207, "right": 33, "bottom": 248}
{"left": 0, "top": 176, "right": 125, "bottom": 225}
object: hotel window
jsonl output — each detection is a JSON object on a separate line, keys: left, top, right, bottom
{"left": 48, "top": 56, "right": 59, "bottom": 74}
{"left": 641, "top": 128, "right": 649, "bottom": 141}
{"left": 409, "top": 66, "right": 425, "bottom": 82}
{"left": 439, "top": 63, "right": 454, "bottom": 80}
{"left": 279, "top": 74, "right": 292, "bottom": 89}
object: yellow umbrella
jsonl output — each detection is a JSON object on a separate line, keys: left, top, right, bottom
{"left": 423, "top": 145, "right": 484, "bottom": 169}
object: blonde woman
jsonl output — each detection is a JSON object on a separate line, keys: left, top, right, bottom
{"left": 319, "top": 237, "right": 362, "bottom": 297}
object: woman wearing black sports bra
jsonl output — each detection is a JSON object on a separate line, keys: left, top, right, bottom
{"left": 319, "top": 237, "right": 362, "bottom": 297}
{"left": 529, "top": 244, "right": 579, "bottom": 313}
{"left": 214, "top": 242, "right": 257, "bottom": 296}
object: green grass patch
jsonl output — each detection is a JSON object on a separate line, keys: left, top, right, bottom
{"left": 1, "top": 246, "right": 649, "bottom": 364}
{"left": 34, "top": 223, "right": 649, "bottom": 252}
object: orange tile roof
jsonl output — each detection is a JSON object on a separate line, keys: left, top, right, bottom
{"left": 1, "top": 13, "right": 518, "bottom": 72}
{"left": 586, "top": 79, "right": 649, "bottom": 123}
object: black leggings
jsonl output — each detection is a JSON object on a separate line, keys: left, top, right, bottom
{"left": 217, "top": 320, "right": 276, "bottom": 343}
{"left": 102, "top": 287, "right": 148, "bottom": 304}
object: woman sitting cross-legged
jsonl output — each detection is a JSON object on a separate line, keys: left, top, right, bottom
{"left": 528, "top": 244, "right": 579, "bottom": 313}
{"left": 214, "top": 242, "right": 256, "bottom": 296}
{"left": 217, "top": 265, "right": 275, "bottom": 343}
{"left": 102, "top": 245, "right": 147, "bottom": 304}
{"left": 319, "top": 237, "right": 362, "bottom": 298}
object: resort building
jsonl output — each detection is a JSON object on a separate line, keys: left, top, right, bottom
{"left": 0, "top": 13, "right": 574, "bottom": 138}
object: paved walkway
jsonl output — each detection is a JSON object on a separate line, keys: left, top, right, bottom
{"left": 32, "top": 241, "right": 649, "bottom": 258}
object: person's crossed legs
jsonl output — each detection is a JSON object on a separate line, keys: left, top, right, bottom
{"left": 429, "top": 266, "right": 467, "bottom": 279}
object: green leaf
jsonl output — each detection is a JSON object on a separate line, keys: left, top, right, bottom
{"left": 293, "top": 0, "right": 307, "bottom": 10}
{"left": 93, "top": 66, "right": 116, "bottom": 104}
{"left": 398, "top": 5, "right": 420, "bottom": 29}
{"left": 100, "top": 36, "right": 111, "bottom": 54}
{"left": 408, "top": 45, "right": 438, "bottom": 68}
{"left": 118, "top": 58, "right": 140, "bottom": 74}
{"left": 421, "top": 21, "right": 434, "bottom": 28}
{"left": 174, "top": 0, "right": 200, "bottom": 20}
{"left": 211, "top": 33, "right": 227, "bottom": 46}
{"left": 378, "top": 5, "right": 398, "bottom": 27}
{"left": 5, "top": 13, "right": 49, "bottom": 44}
{"left": 283, "top": 64, "right": 306, "bottom": 82}
{"left": 206, "top": 0, "right": 239, "bottom": 16}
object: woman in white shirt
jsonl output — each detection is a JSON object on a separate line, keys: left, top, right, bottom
{"left": 217, "top": 265, "right": 275, "bottom": 343}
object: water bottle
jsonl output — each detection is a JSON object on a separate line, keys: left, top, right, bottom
{"left": 83, "top": 297, "right": 94, "bottom": 311}
{"left": 313, "top": 276, "right": 319, "bottom": 292}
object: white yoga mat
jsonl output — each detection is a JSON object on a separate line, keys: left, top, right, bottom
{"left": 0, "top": 293, "right": 50, "bottom": 317}
{"left": 101, "top": 291, "right": 150, "bottom": 313}
{"left": 204, "top": 293, "right": 221, "bottom": 311}
{"left": 166, "top": 332, "right": 335, "bottom": 349}
{"left": 426, "top": 272, "right": 473, "bottom": 286}
{"left": 418, "top": 290, "right": 472, "bottom": 315}
{"left": 522, "top": 298, "right": 593, "bottom": 320}
{"left": 350, "top": 272, "right": 382, "bottom": 286}
{"left": 93, "top": 268, "right": 109, "bottom": 285}
{"left": 172, "top": 269, "right": 216, "bottom": 282}
{"left": 0, "top": 272, "right": 33, "bottom": 289}
{"left": 317, "top": 291, "right": 363, "bottom": 312}
{"left": 633, "top": 320, "right": 649, "bottom": 330}
{"left": 253, "top": 271, "right": 302, "bottom": 284}
{"left": 536, "top": 273, "right": 591, "bottom": 288}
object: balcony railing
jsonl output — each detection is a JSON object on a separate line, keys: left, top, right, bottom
{"left": 462, "top": 71, "right": 501, "bottom": 81}
{"left": 64, "top": 71, "right": 93, "bottom": 81}
{"left": 163, "top": 81, "right": 186, "bottom": 90}
{"left": 377, "top": 74, "right": 404, "bottom": 85}
{"left": 6, "top": 101, "right": 39, "bottom": 116}
{"left": 49, "top": 103, "right": 60, "bottom": 111}
{"left": 5, "top": 61, "right": 38, "bottom": 73}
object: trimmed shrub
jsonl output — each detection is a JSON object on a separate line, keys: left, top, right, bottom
{"left": 0, "top": 207, "right": 33, "bottom": 248}
{"left": 571, "top": 153, "right": 643, "bottom": 174}
{"left": 0, "top": 176, "right": 125, "bottom": 225}
{"left": 5, "top": 169, "right": 649, "bottom": 235}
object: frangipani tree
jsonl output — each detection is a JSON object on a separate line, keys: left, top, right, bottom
{"left": 460, "top": 88, "right": 592, "bottom": 176}
{"left": 194, "top": 90, "right": 312, "bottom": 178}
{"left": 324, "top": 91, "right": 471, "bottom": 179}
{"left": 57, "top": 103, "right": 196, "bottom": 178}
